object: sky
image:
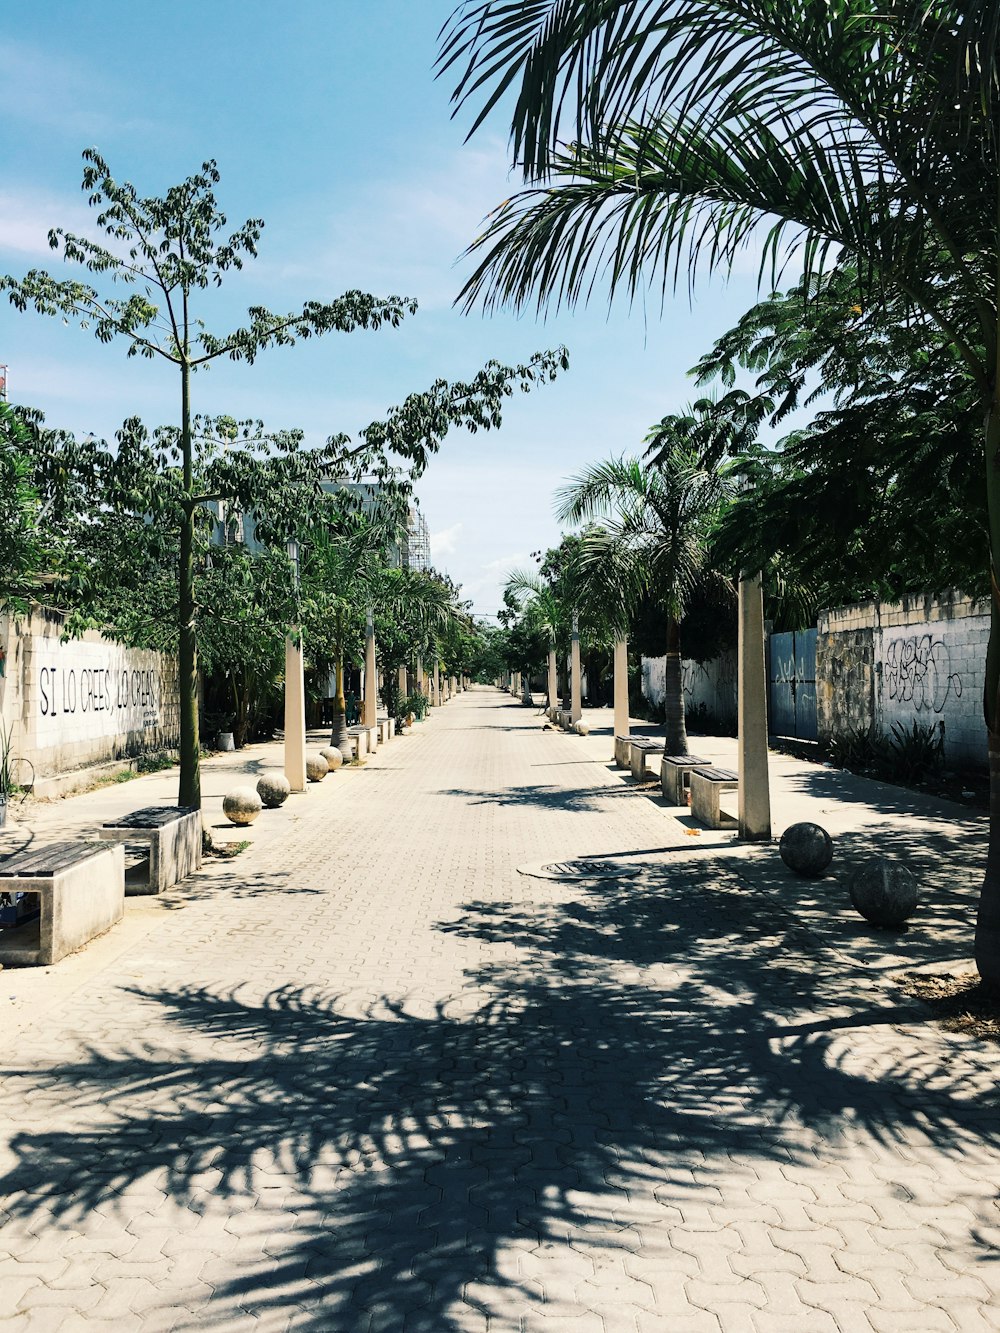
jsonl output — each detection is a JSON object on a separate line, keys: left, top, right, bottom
{"left": 0, "top": 0, "right": 781, "bottom": 618}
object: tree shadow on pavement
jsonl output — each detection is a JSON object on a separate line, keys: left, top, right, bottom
{"left": 1, "top": 850, "right": 998, "bottom": 1329}
{"left": 438, "top": 783, "right": 661, "bottom": 812}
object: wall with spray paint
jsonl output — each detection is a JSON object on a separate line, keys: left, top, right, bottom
{"left": 642, "top": 589, "right": 989, "bottom": 769}
{"left": 819, "top": 590, "right": 989, "bottom": 768}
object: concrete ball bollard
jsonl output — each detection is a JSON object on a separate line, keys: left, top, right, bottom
{"left": 223, "top": 787, "right": 263, "bottom": 826}
{"left": 319, "top": 746, "right": 344, "bottom": 772}
{"left": 305, "top": 752, "right": 330, "bottom": 782}
{"left": 574, "top": 721, "right": 590, "bottom": 736}
{"left": 779, "top": 822, "right": 833, "bottom": 876}
{"left": 256, "top": 773, "right": 291, "bottom": 809}
{"left": 849, "top": 860, "right": 920, "bottom": 927}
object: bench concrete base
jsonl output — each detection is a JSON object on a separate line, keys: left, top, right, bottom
{"left": 0, "top": 843, "right": 125, "bottom": 965}
{"left": 98, "top": 807, "right": 201, "bottom": 896}
{"left": 690, "top": 767, "right": 739, "bottom": 829}
{"left": 347, "top": 726, "right": 371, "bottom": 758}
{"left": 660, "top": 755, "right": 709, "bottom": 806}
{"left": 629, "top": 740, "right": 664, "bottom": 782}
{"left": 614, "top": 735, "right": 631, "bottom": 768}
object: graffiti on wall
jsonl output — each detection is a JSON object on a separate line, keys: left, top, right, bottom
{"left": 883, "top": 634, "right": 963, "bottom": 714}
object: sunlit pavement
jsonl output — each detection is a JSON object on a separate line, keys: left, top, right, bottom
{"left": 1, "top": 687, "right": 997, "bottom": 1331}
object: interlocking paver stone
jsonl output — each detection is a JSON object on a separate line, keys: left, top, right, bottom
{"left": 2, "top": 689, "right": 1000, "bottom": 1331}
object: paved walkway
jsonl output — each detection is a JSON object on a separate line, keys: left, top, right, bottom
{"left": 1, "top": 688, "right": 998, "bottom": 1331}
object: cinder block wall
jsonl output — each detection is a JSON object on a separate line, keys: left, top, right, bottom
{"left": 643, "top": 651, "right": 737, "bottom": 723}
{"left": 642, "top": 589, "right": 990, "bottom": 770}
{"left": 869, "top": 591, "right": 987, "bottom": 769}
{"left": 0, "top": 608, "right": 181, "bottom": 781}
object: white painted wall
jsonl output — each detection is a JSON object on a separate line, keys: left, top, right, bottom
{"left": 0, "top": 608, "right": 179, "bottom": 780}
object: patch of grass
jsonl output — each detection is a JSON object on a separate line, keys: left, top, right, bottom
{"left": 204, "top": 839, "right": 251, "bottom": 859}
{"left": 896, "top": 968, "right": 1000, "bottom": 1043}
{"left": 135, "top": 750, "right": 178, "bottom": 774}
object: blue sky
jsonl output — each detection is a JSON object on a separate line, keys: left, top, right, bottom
{"left": 0, "top": 0, "right": 780, "bottom": 617}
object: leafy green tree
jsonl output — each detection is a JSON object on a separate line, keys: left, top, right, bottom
{"left": 374, "top": 568, "right": 456, "bottom": 723}
{"left": 2, "top": 150, "right": 566, "bottom": 810}
{"left": 504, "top": 571, "right": 565, "bottom": 704}
{"left": 0, "top": 405, "right": 51, "bottom": 612}
{"left": 695, "top": 268, "right": 983, "bottom": 605}
{"left": 440, "top": 0, "right": 1000, "bottom": 982}
{"left": 198, "top": 545, "right": 291, "bottom": 749}
{"left": 468, "top": 623, "right": 512, "bottom": 683}
{"left": 301, "top": 504, "right": 401, "bottom": 760}
{"left": 557, "top": 448, "right": 730, "bottom": 752}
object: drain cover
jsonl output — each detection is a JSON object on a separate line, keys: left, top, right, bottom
{"left": 517, "top": 858, "right": 642, "bottom": 881}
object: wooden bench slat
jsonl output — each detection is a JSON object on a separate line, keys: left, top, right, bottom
{"left": 630, "top": 739, "right": 664, "bottom": 752}
{"left": 0, "top": 844, "right": 79, "bottom": 876}
{"left": 693, "top": 766, "right": 739, "bottom": 782}
{"left": 0, "top": 842, "right": 103, "bottom": 877}
{"left": 662, "top": 755, "right": 708, "bottom": 766}
{"left": 103, "top": 806, "right": 195, "bottom": 830}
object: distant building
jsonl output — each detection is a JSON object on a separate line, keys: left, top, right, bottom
{"left": 406, "top": 507, "right": 432, "bottom": 572}
{"left": 206, "top": 482, "right": 431, "bottom": 572}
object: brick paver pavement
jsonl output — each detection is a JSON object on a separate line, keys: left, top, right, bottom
{"left": 2, "top": 688, "right": 999, "bottom": 1331}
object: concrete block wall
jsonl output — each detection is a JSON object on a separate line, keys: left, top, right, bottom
{"left": 643, "top": 651, "right": 737, "bottom": 724}
{"left": 642, "top": 589, "right": 990, "bottom": 770}
{"left": 874, "top": 594, "right": 988, "bottom": 769}
{"left": 0, "top": 608, "right": 180, "bottom": 782}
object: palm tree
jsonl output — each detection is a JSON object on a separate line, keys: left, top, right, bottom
{"left": 505, "top": 570, "right": 565, "bottom": 708}
{"left": 558, "top": 447, "right": 729, "bottom": 753}
{"left": 374, "top": 567, "right": 455, "bottom": 719}
{"left": 439, "top": 0, "right": 1000, "bottom": 978}
{"left": 303, "top": 505, "right": 402, "bottom": 761}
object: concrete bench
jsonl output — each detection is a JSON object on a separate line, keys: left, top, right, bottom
{"left": 690, "top": 766, "right": 739, "bottom": 829}
{"left": 98, "top": 805, "right": 201, "bottom": 896}
{"left": 629, "top": 737, "right": 664, "bottom": 782}
{"left": 376, "top": 715, "right": 394, "bottom": 742}
{"left": 0, "top": 842, "right": 125, "bottom": 965}
{"left": 347, "top": 725, "right": 375, "bottom": 757}
{"left": 614, "top": 735, "right": 632, "bottom": 767}
{"left": 660, "top": 754, "right": 710, "bottom": 806}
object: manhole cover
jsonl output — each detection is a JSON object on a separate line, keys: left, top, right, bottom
{"left": 517, "top": 858, "right": 642, "bottom": 881}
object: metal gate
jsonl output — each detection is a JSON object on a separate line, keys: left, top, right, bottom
{"left": 768, "top": 629, "right": 818, "bottom": 740}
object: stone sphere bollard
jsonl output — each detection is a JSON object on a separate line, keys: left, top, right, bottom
{"left": 574, "top": 721, "right": 590, "bottom": 736}
{"left": 256, "top": 772, "right": 291, "bottom": 809}
{"left": 849, "top": 860, "right": 920, "bottom": 927}
{"left": 223, "top": 787, "right": 263, "bottom": 826}
{"left": 779, "top": 822, "right": 834, "bottom": 877}
{"left": 305, "top": 752, "right": 329, "bottom": 782}
{"left": 319, "top": 746, "right": 343, "bottom": 772}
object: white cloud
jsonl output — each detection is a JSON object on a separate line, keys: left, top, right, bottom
{"left": 0, "top": 40, "right": 160, "bottom": 138}
{"left": 260, "top": 138, "right": 515, "bottom": 310}
{"left": 429, "top": 520, "right": 463, "bottom": 558}
{"left": 0, "top": 189, "right": 95, "bottom": 259}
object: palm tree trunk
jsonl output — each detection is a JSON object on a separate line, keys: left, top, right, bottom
{"left": 330, "top": 654, "right": 352, "bottom": 762}
{"left": 976, "top": 397, "right": 1000, "bottom": 988}
{"left": 663, "top": 614, "right": 688, "bottom": 755}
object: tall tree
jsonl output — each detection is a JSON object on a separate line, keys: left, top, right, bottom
{"left": 557, "top": 449, "right": 729, "bottom": 751}
{"left": 440, "top": 0, "right": 1000, "bottom": 984}
{"left": 2, "top": 150, "right": 566, "bottom": 810}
